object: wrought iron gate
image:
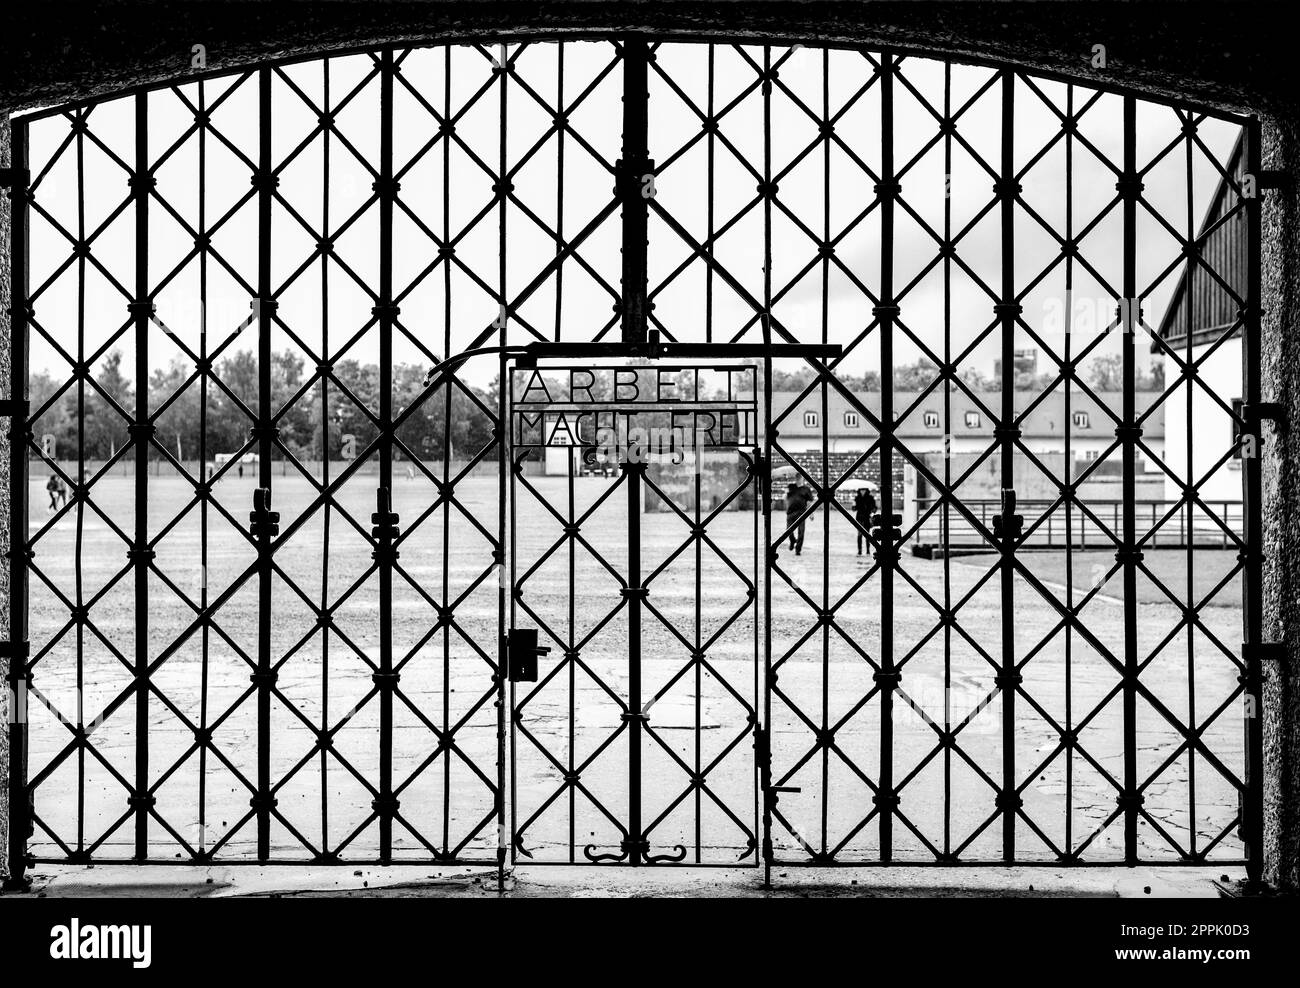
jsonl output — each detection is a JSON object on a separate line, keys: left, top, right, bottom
{"left": 4, "top": 36, "right": 1265, "bottom": 884}
{"left": 505, "top": 359, "right": 761, "bottom": 864}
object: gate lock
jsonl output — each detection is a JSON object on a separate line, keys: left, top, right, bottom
{"left": 505, "top": 628, "right": 551, "bottom": 683}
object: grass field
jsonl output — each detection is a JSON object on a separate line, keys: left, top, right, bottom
{"left": 21, "top": 472, "right": 1247, "bottom": 865}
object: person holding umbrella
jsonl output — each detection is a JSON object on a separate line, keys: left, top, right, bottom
{"left": 785, "top": 482, "right": 811, "bottom": 556}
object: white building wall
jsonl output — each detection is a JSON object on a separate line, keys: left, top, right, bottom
{"left": 1162, "top": 336, "right": 1243, "bottom": 504}
{"left": 773, "top": 434, "right": 1164, "bottom": 462}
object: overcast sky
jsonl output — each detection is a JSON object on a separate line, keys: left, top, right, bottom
{"left": 20, "top": 41, "right": 1243, "bottom": 393}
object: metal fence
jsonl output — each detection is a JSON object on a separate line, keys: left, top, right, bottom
{"left": 3, "top": 35, "right": 1265, "bottom": 886}
{"left": 913, "top": 498, "right": 1245, "bottom": 551}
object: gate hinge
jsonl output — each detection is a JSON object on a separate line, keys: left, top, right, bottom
{"left": 1242, "top": 641, "right": 1285, "bottom": 663}
{"left": 1243, "top": 402, "right": 1287, "bottom": 433}
{"left": 1, "top": 639, "right": 31, "bottom": 661}
{"left": 505, "top": 627, "right": 550, "bottom": 683}
{"left": 1258, "top": 170, "right": 1291, "bottom": 192}
{"left": 3, "top": 639, "right": 32, "bottom": 691}
{"left": 0, "top": 166, "right": 30, "bottom": 201}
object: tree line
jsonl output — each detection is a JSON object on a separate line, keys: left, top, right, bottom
{"left": 28, "top": 350, "right": 1166, "bottom": 463}
{"left": 30, "top": 350, "right": 498, "bottom": 463}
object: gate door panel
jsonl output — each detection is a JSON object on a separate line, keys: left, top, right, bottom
{"left": 507, "top": 362, "right": 759, "bottom": 863}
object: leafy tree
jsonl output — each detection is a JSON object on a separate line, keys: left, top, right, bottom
{"left": 85, "top": 350, "right": 135, "bottom": 460}
{"left": 1084, "top": 353, "right": 1124, "bottom": 391}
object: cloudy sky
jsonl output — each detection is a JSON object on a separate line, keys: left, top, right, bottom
{"left": 19, "top": 40, "right": 1243, "bottom": 396}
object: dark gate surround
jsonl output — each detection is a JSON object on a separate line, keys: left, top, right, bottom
{"left": 0, "top": 1, "right": 1297, "bottom": 892}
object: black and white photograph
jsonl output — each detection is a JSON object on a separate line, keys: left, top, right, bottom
{"left": 0, "top": 0, "right": 1293, "bottom": 972}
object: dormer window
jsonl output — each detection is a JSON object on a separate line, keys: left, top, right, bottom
{"left": 1072, "top": 411, "right": 1090, "bottom": 429}
{"left": 923, "top": 411, "right": 940, "bottom": 429}
{"left": 844, "top": 411, "right": 860, "bottom": 428}
{"left": 803, "top": 411, "right": 818, "bottom": 428}
{"left": 964, "top": 411, "right": 981, "bottom": 429}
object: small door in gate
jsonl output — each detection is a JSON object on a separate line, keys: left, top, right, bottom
{"left": 506, "top": 362, "right": 761, "bottom": 864}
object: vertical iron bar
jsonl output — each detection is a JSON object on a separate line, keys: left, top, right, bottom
{"left": 501, "top": 40, "right": 519, "bottom": 870}
{"left": 818, "top": 46, "right": 831, "bottom": 859}
{"left": 1183, "top": 112, "right": 1198, "bottom": 860}
{"left": 941, "top": 60, "right": 953, "bottom": 859}
{"left": 444, "top": 45, "right": 456, "bottom": 863}
{"left": 255, "top": 67, "right": 273, "bottom": 862}
{"left": 507, "top": 371, "right": 520, "bottom": 868}
{"left": 197, "top": 77, "right": 211, "bottom": 861}
{"left": 5, "top": 119, "right": 30, "bottom": 887}
{"left": 318, "top": 57, "right": 332, "bottom": 857}
{"left": 620, "top": 36, "right": 650, "bottom": 345}
{"left": 1121, "top": 94, "right": 1140, "bottom": 865}
{"left": 1242, "top": 116, "right": 1265, "bottom": 885}
{"left": 706, "top": 45, "right": 715, "bottom": 345}
{"left": 694, "top": 410, "right": 703, "bottom": 861}
{"left": 567, "top": 433, "right": 577, "bottom": 860}
{"left": 760, "top": 43, "right": 775, "bottom": 887}
{"left": 878, "top": 52, "right": 897, "bottom": 862}
{"left": 626, "top": 460, "right": 642, "bottom": 864}
{"left": 760, "top": 368, "right": 773, "bottom": 886}
{"left": 1063, "top": 84, "right": 1075, "bottom": 858}
{"left": 998, "top": 70, "right": 1017, "bottom": 862}
{"left": 496, "top": 349, "right": 508, "bottom": 888}
{"left": 75, "top": 110, "right": 86, "bottom": 855}
{"left": 132, "top": 92, "right": 150, "bottom": 861}
{"left": 377, "top": 48, "right": 396, "bottom": 864}
{"left": 622, "top": 33, "right": 651, "bottom": 860}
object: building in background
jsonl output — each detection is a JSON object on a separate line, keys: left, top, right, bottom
{"left": 1153, "top": 133, "right": 1247, "bottom": 505}
{"left": 770, "top": 387, "right": 1165, "bottom": 497}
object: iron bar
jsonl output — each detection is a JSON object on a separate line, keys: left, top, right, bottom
{"left": 878, "top": 52, "right": 898, "bottom": 862}
{"left": 376, "top": 47, "right": 396, "bottom": 864}
{"left": 318, "top": 56, "right": 333, "bottom": 859}
{"left": 942, "top": 61, "right": 953, "bottom": 860}
{"left": 132, "top": 92, "right": 151, "bottom": 861}
{"left": 626, "top": 457, "right": 643, "bottom": 865}
{"left": 1121, "top": 94, "right": 1140, "bottom": 866}
{"left": 4, "top": 119, "right": 30, "bottom": 888}
{"left": 1242, "top": 115, "right": 1265, "bottom": 886}
{"left": 620, "top": 36, "right": 650, "bottom": 345}
{"left": 255, "top": 66, "right": 274, "bottom": 862}
{"left": 997, "top": 70, "right": 1018, "bottom": 862}
{"left": 495, "top": 349, "right": 508, "bottom": 887}
{"left": 760, "top": 41, "right": 776, "bottom": 887}
{"left": 1063, "top": 83, "right": 1075, "bottom": 859}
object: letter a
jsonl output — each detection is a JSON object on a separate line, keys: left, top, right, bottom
{"left": 50, "top": 925, "right": 71, "bottom": 960}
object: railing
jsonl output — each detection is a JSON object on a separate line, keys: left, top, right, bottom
{"left": 912, "top": 497, "right": 1245, "bottom": 550}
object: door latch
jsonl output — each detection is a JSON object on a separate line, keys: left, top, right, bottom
{"left": 505, "top": 628, "right": 551, "bottom": 683}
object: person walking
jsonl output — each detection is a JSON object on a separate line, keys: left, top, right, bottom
{"left": 785, "top": 482, "right": 810, "bottom": 556}
{"left": 45, "top": 473, "right": 61, "bottom": 512}
{"left": 854, "top": 485, "right": 878, "bottom": 556}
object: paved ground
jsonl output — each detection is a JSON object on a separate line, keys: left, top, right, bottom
{"left": 21, "top": 472, "right": 1247, "bottom": 867}
{"left": 7, "top": 862, "right": 1235, "bottom": 898}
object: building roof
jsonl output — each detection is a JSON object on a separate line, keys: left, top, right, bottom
{"left": 1155, "top": 132, "right": 1247, "bottom": 349}
{"left": 771, "top": 388, "right": 1164, "bottom": 440}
